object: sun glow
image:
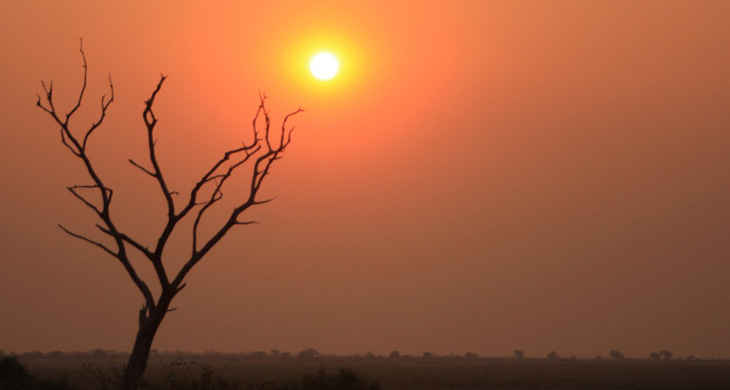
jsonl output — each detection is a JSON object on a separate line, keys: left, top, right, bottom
{"left": 310, "top": 52, "right": 339, "bottom": 80}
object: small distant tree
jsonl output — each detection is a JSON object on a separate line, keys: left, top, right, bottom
{"left": 47, "top": 351, "right": 65, "bottom": 358}
{"left": 464, "top": 352, "right": 477, "bottom": 358}
{"left": 90, "top": 349, "right": 107, "bottom": 359}
{"left": 660, "top": 350, "right": 673, "bottom": 360}
{"left": 36, "top": 41, "right": 302, "bottom": 390}
{"left": 609, "top": 350, "right": 625, "bottom": 360}
{"left": 649, "top": 352, "right": 661, "bottom": 360}
{"left": 513, "top": 350, "right": 524, "bottom": 359}
{"left": 389, "top": 350, "right": 400, "bottom": 358}
{"left": 249, "top": 351, "right": 268, "bottom": 359}
{"left": 422, "top": 352, "right": 434, "bottom": 359}
{"left": 547, "top": 351, "right": 559, "bottom": 361}
{"left": 297, "top": 348, "right": 320, "bottom": 359}
{"left": 21, "top": 351, "right": 45, "bottom": 359}
{"left": 270, "top": 349, "right": 280, "bottom": 357}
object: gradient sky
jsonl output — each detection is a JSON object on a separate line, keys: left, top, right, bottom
{"left": 1, "top": 1, "right": 729, "bottom": 359}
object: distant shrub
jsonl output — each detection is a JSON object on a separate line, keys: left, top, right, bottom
{"left": 297, "top": 348, "right": 320, "bottom": 359}
{"left": 513, "top": 350, "right": 524, "bottom": 359}
{"left": 609, "top": 350, "right": 625, "bottom": 360}
{"left": 90, "top": 349, "right": 108, "bottom": 359}
{"left": 22, "top": 351, "right": 45, "bottom": 359}
{"left": 388, "top": 350, "right": 400, "bottom": 358}
{"left": 547, "top": 351, "right": 559, "bottom": 361}
{"left": 46, "top": 351, "right": 65, "bottom": 359}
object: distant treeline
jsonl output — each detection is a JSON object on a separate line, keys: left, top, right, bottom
{"left": 0, "top": 348, "right": 707, "bottom": 361}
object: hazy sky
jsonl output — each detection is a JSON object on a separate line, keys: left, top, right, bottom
{"left": 1, "top": 1, "right": 729, "bottom": 359}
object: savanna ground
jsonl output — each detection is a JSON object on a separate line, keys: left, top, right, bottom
{"left": 12, "top": 353, "right": 730, "bottom": 390}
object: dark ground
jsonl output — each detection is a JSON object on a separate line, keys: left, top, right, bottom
{"left": 18, "top": 354, "right": 730, "bottom": 390}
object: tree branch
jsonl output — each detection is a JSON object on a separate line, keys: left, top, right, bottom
{"left": 58, "top": 224, "right": 116, "bottom": 257}
{"left": 95, "top": 225, "right": 154, "bottom": 260}
{"left": 172, "top": 101, "right": 302, "bottom": 289}
{"left": 128, "top": 159, "right": 156, "bottom": 177}
{"left": 65, "top": 38, "right": 88, "bottom": 121}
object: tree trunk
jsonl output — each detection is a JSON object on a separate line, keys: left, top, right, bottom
{"left": 120, "top": 298, "right": 170, "bottom": 390}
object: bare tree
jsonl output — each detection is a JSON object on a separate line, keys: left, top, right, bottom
{"left": 36, "top": 41, "right": 302, "bottom": 390}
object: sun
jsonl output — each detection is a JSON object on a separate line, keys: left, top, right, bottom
{"left": 310, "top": 52, "right": 339, "bottom": 80}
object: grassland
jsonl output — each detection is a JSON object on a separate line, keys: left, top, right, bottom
{"left": 16, "top": 353, "right": 730, "bottom": 389}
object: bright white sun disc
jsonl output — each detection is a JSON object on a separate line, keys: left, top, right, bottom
{"left": 310, "top": 53, "right": 339, "bottom": 80}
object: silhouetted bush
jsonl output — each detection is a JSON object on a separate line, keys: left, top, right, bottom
{"left": 297, "top": 349, "right": 320, "bottom": 359}
{"left": 22, "top": 351, "right": 45, "bottom": 359}
{"left": 147, "top": 361, "right": 238, "bottom": 390}
{"left": 0, "top": 357, "right": 31, "bottom": 386}
{"left": 90, "top": 349, "right": 108, "bottom": 359}
{"left": 249, "top": 351, "right": 269, "bottom": 359}
{"left": 513, "top": 350, "right": 524, "bottom": 359}
{"left": 388, "top": 351, "right": 400, "bottom": 358}
{"left": 0, "top": 357, "right": 72, "bottom": 390}
{"left": 81, "top": 357, "right": 241, "bottom": 390}
{"left": 609, "top": 350, "right": 625, "bottom": 360}
{"left": 659, "top": 350, "right": 673, "bottom": 360}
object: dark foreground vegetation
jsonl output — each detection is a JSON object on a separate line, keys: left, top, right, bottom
{"left": 5, "top": 352, "right": 730, "bottom": 390}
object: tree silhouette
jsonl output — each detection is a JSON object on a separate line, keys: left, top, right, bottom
{"left": 36, "top": 41, "right": 302, "bottom": 390}
{"left": 609, "top": 350, "right": 625, "bottom": 360}
{"left": 659, "top": 350, "right": 673, "bottom": 360}
{"left": 297, "top": 348, "right": 320, "bottom": 359}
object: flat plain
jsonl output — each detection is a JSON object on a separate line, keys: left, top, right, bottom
{"left": 19, "top": 354, "right": 730, "bottom": 389}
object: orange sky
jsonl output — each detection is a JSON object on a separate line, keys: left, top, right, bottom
{"left": 1, "top": 1, "right": 730, "bottom": 358}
